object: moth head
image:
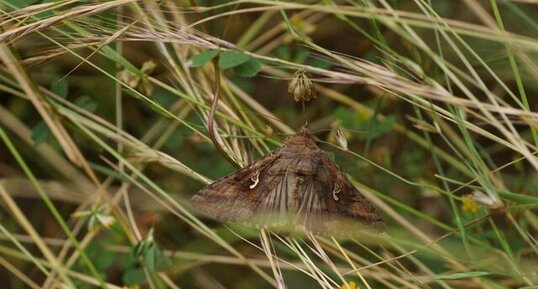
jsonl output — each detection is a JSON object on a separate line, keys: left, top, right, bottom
{"left": 298, "top": 125, "right": 313, "bottom": 138}
{"left": 281, "top": 126, "right": 320, "bottom": 151}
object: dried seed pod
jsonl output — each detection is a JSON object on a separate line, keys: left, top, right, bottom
{"left": 471, "top": 191, "right": 501, "bottom": 209}
{"left": 117, "top": 60, "right": 156, "bottom": 95}
{"left": 288, "top": 70, "right": 317, "bottom": 102}
{"left": 263, "top": 125, "right": 274, "bottom": 138}
{"left": 335, "top": 128, "right": 348, "bottom": 151}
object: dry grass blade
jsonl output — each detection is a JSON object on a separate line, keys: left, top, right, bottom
{"left": 1, "top": 0, "right": 537, "bottom": 288}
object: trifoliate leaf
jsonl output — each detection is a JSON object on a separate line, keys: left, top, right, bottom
{"left": 233, "top": 57, "right": 261, "bottom": 77}
{"left": 188, "top": 50, "right": 219, "bottom": 68}
{"left": 31, "top": 121, "right": 51, "bottom": 144}
{"left": 218, "top": 51, "right": 250, "bottom": 70}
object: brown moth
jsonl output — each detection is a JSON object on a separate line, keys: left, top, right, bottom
{"left": 191, "top": 126, "right": 384, "bottom": 236}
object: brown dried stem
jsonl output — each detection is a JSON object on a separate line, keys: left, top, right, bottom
{"left": 207, "top": 56, "right": 242, "bottom": 169}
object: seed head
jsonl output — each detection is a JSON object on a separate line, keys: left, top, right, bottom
{"left": 288, "top": 69, "right": 317, "bottom": 102}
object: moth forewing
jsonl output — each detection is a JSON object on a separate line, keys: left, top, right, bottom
{"left": 191, "top": 151, "right": 280, "bottom": 221}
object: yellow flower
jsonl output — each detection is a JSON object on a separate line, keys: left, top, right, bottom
{"left": 340, "top": 281, "right": 359, "bottom": 289}
{"left": 461, "top": 194, "right": 480, "bottom": 213}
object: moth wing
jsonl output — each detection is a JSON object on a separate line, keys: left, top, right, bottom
{"left": 192, "top": 148, "right": 298, "bottom": 226}
{"left": 296, "top": 154, "right": 384, "bottom": 236}
{"left": 193, "top": 138, "right": 384, "bottom": 236}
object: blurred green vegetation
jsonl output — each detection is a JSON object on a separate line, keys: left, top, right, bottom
{"left": 1, "top": 0, "right": 538, "bottom": 288}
